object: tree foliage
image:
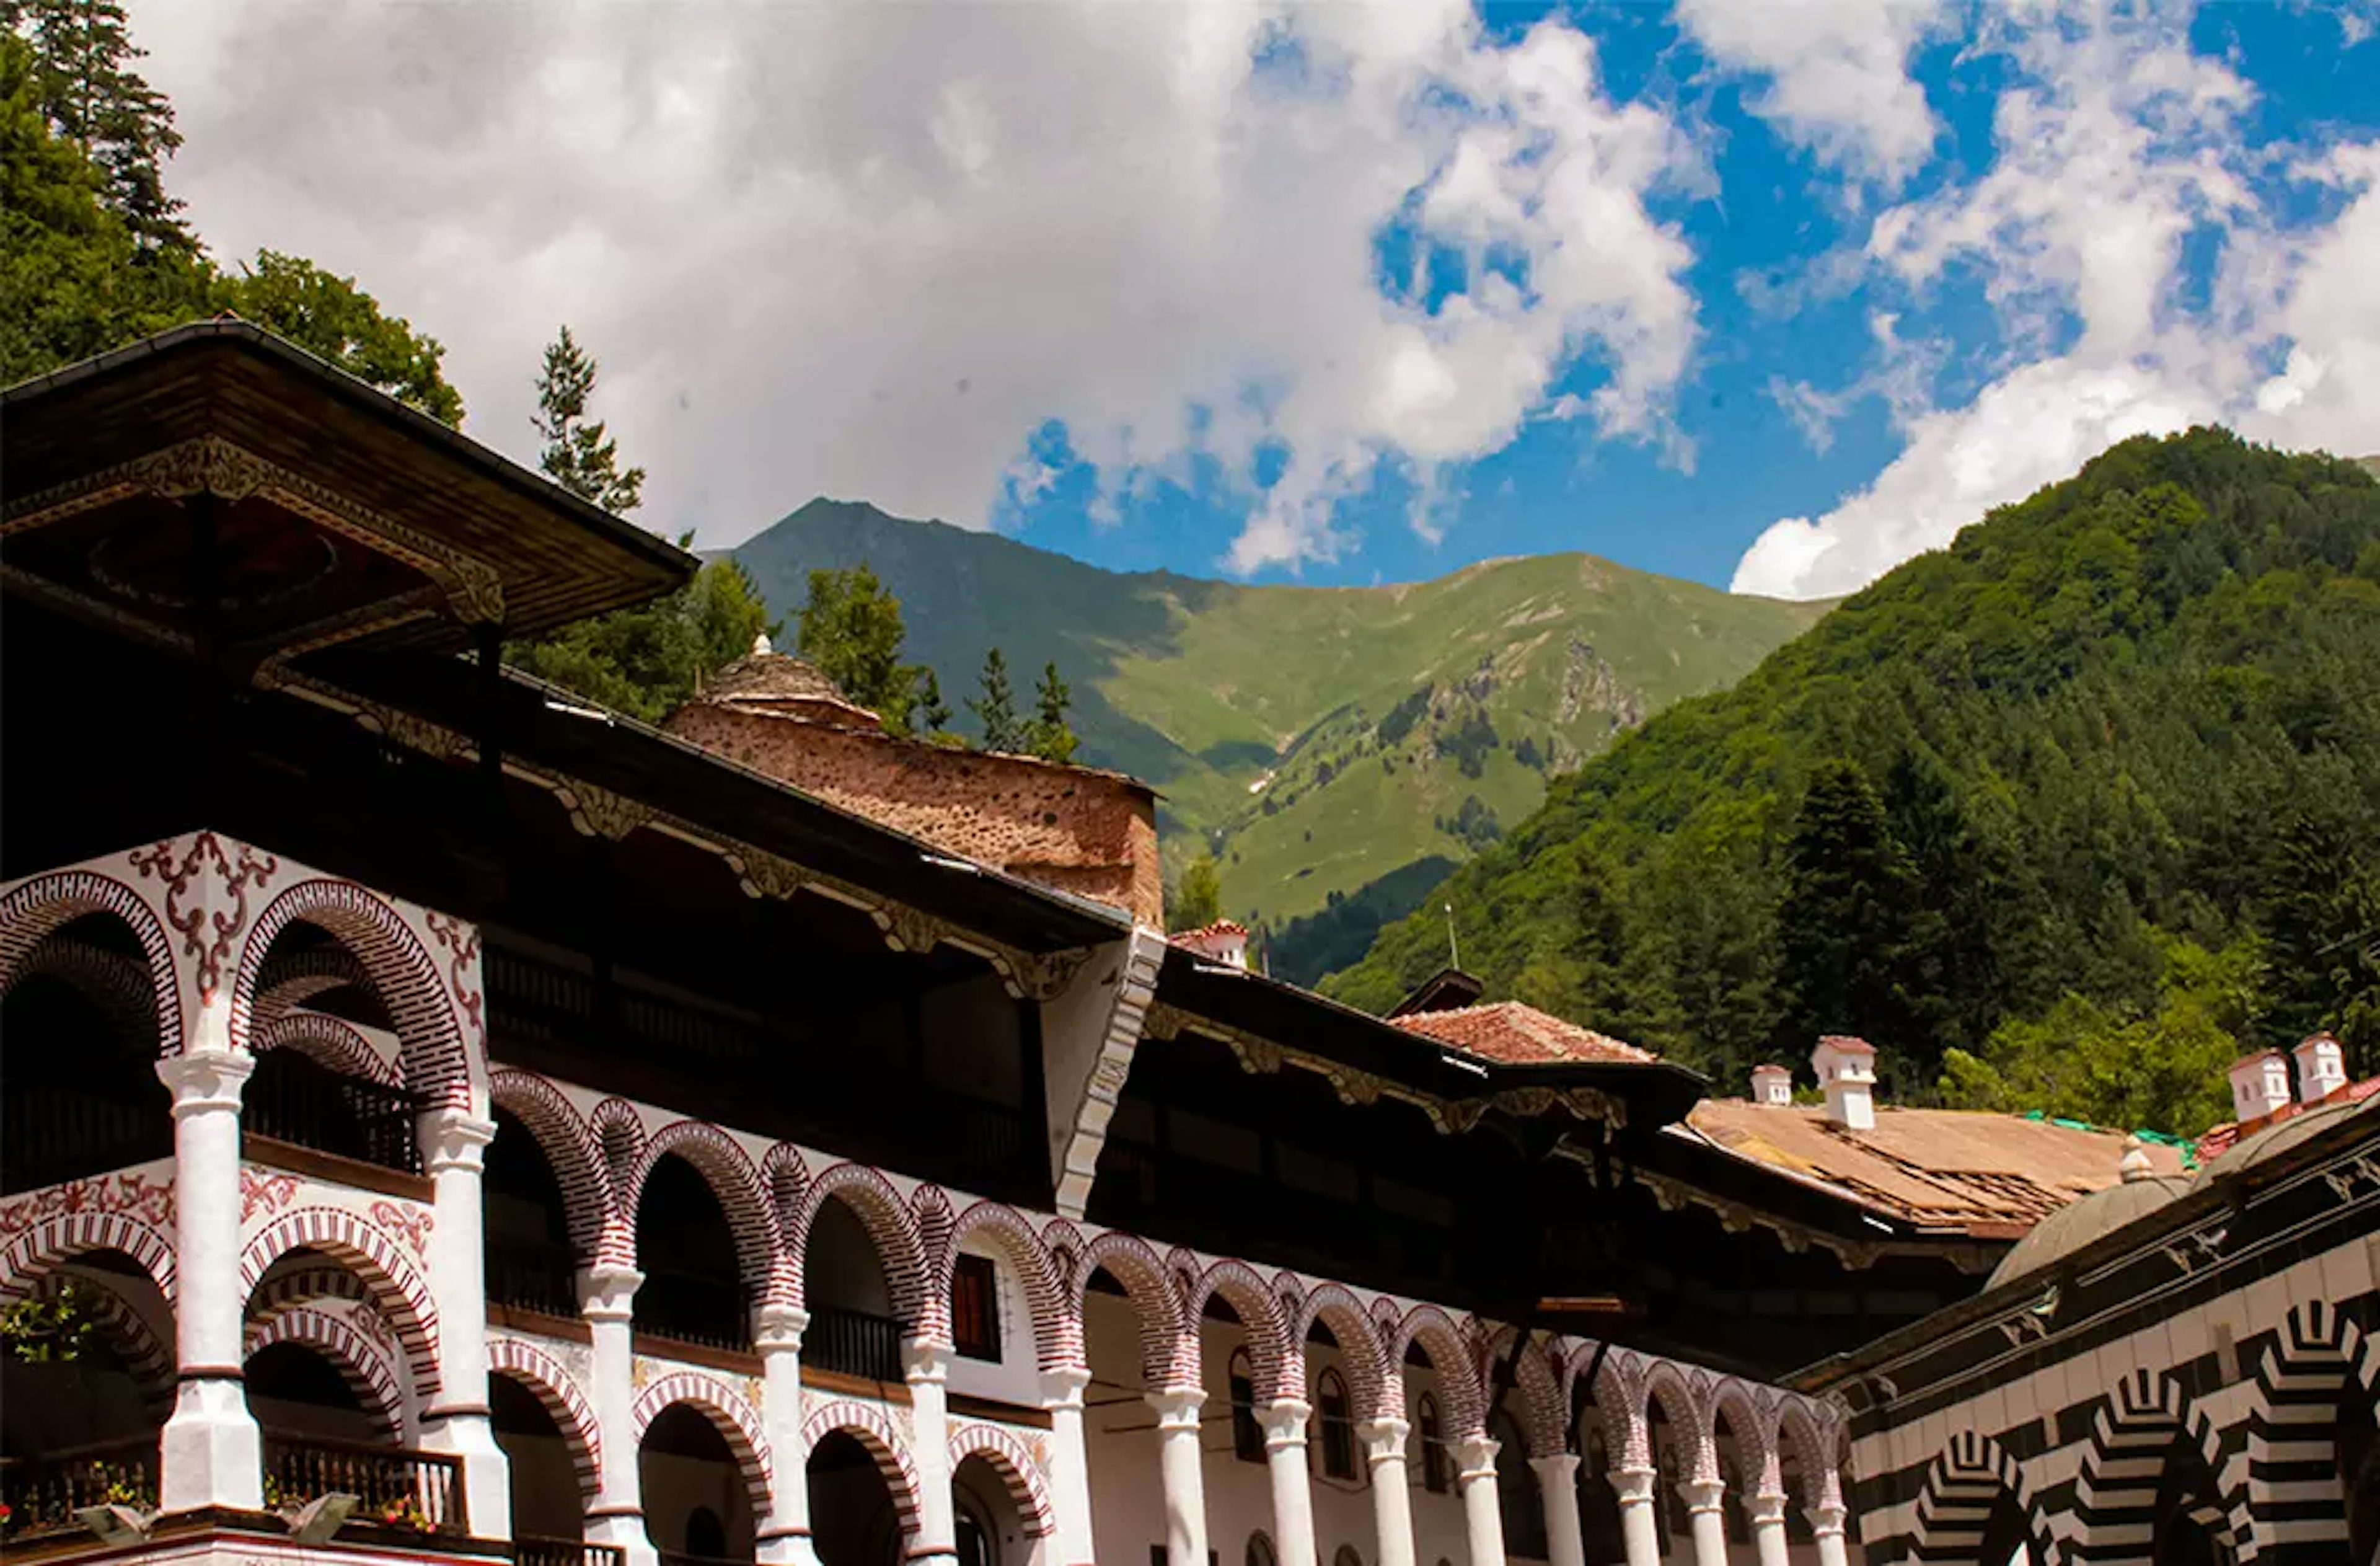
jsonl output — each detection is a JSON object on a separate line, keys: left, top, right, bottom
{"left": 1326, "top": 430, "right": 2380, "bottom": 1133}
{"left": 2, "top": 0, "right": 188, "bottom": 252}
{"left": 796, "top": 564, "right": 919, "bottom": 733}
{"left": 1028, "top": 660, "right": 1078, "bottom": 764}
{"left": 532, "top": 325, "right": 641, "bottom": 511}
{"left": 1171, "top": 852, "right": 1224, "bottom": 932}
{"left": 218, "top": 251, "right": 463, "bottom": 424}
{"left": 971, "top": 648, "right": 1021, "bottom": 753}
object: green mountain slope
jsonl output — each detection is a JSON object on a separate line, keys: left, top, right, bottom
{"left": 729, "top": 502, "right": 1825, "bottom": 941}
{"left": 1323, "top": 430, "right": 2380, "bottom": 1106}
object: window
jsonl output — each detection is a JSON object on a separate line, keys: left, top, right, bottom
{"left": 1231, "top": 1348, "right": 1264, "bottom": 1464}
{"left": 953, "top": 1254, "right": 1002, "bottom": 1361}
{"left": 1318, "top": 1368, "right": 1357, "bottom": 1482}
{"left": 1417, "top": 1394, "right": 1449, "bottom": 1493}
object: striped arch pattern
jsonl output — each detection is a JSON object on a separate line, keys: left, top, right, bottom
{"left": 2071, "top": 1368, "right": 2237, "bottom": 1566}
{"left": 245, "top": 1263, "right": 369, "bottom": 1328}
{"left": 0, "top": 870, "right": 182, "bottom": 1050}
{"left": 630, "top": 1120, "right": 779, "bottom": 1303}
{"left": 13, "top": 939, "right": 162, "bottom": 1049}
{"left": 1910, "top": 1429, "right": 2059, "bottom": 1566}
{"left": 1288, "top": 1281, "right": 1386, "bottom": 1420}
{"left": 2239, "top": 1298, "right": 2361, "bottom": 1559}
{"left": 941, "top": 1200, "right": 1077, "bottom": 1371}
{"left": 252, "top": 947, "right": 376, "bottom": 1027}
{"left": 802, "top": 1400, "right": 923, "bottom": 1542}
{"left": 589, "top": 1099, "right": 648, "bottom": 1270}
{"left": 1185, "top": 1257, "right": 1289, "bottom": 1405}
{"left": 1773, "top": 1396, "right": 1837, "bottom": 1512}
{"left": 1385, "top": 1303, "right": 1484, "bottom": 1438}
{"left": 488, "top": 1337, "right": 604, "bottom": 1501}
{"left": 491, "top": 1071, "right": 612, "bottom": 1260}
{"left": 254, "top": 1011, "right": 401, "bottom": 1087}
{"left": 237, "top": 1208, "right": 441, "bottom": 1394}
{"left": 632, "top": 1371, "right": 774, "bottom": 1520}
{"left": 232, "top": 880, "right": 473, "bottom": 1108}
{"left": 791, "top": 1162, "right": 930, "bottom": 1329}
{"left": 245, "top": 1307, "right": 403, "bottom": 1436}
{"left": 1709, "top": 1380, "right": 1780, "bottom": 1496}
{"left": 0, "top": 1210, "right": 178, "bottom": 1304}
{"left": 1571, "top": 1350, "right": 1652, "bottom": 1471}
{"left": 949, "top": 1422, "right": 1057, "bottom": 1537}
{"left": 1478, "top": 1327, "right": 1569, "bottom": 1460}
{"left": 1642, "top": 1358, "right": 1718, "bottom": 1484}
{"left": 1077, "top": 1231, "right": 1188, "bottom": 1389}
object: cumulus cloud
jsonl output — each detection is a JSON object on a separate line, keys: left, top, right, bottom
{"left": 131, "top": 0, "right": 1700, "bottom": 574}
{"left": 1732, "top": 2, "right": 2380, "bottom": 599}
{"left": 1674, "top": 0, "right": 1948, "bottom": 185}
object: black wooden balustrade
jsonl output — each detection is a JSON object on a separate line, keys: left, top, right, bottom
{"left": 806, "top": 1303, "right": 903, "bottom": 1381}
{"left": 247, "top": 1062, "right": 423, "bottom": 1174}
{"left": 0, "top": 1437, "right": 158, "bottom": 1539}
{"left": 262, "top": 1432, "right": 466, "bottom": 1536}
{"left": 0, "top": 1090, "right": 170, "bottom": 1194}
{"left": 488, "top": 1236, "right": 582, "bottom": 1317}
{"left": 519, "top": 1534, "right": 626, "bottom": 1566}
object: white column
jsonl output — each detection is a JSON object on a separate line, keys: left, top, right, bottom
{"left": 1747, "top": 1491, "right": 1791, "bottom": 1566}
{"left": 1259, "top": 1399, "right": 1320, "bottom": 1566}
{"left": 907, "top": 1338, "right": 961, "bottom": 1566}
{"left": 1679, "top": 1479, "right": 1728, "bottom": 1566}
{"left": 156, "top": 1052, "right": 263, "bottom": 1513}
{"left": 1455, "top": 1433, "right": 1506, "bottom": 1566}
{"left": 1148, "top": 1386, "right": 1210, "bottom": 1566}
{"left": 1358, "top": 1418, "right": 1416, "bottom": 1566}
{"left": 417, "top": 1108, "right": 508, "bottom": 1539}
{"left": 1530, "top": 1454, "right": 1585, "bottom": 1566}
{"left": 580, "top": 1266, "right": 654, "bottom": 1566}
{"left": 756, "top": 1305, "right": 822, "bottom": 1566}
{"left": 1610, "top": 1467, "right": 1661, "bottom": 1566}
{"left": 1040, "top": 1368, "right": 1097, "bottom": 1566}
{"left": 1807, "top": 1503, "right": 1851, "bottom": 1566}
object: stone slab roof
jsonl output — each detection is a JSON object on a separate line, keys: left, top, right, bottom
{"left": 1681, "top": 1100, "right": 2186, "bottom": 1235}
{"left": 1388, "top": 1001, "right": 1659, "bottom": 1065}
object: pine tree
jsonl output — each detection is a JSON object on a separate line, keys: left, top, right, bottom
{"left": 1776, "top": 759, "right": 1923, "bottom": 1069}
{"left": 4, "top": 0, "right": 192, "bottom": 252}
{"left": 1027, "top": 660, "right": 1078, "bottom": 764}
{"left": 913, "top": 668, "right": 951, "bottom": 735}
{"left": 795, "top": 565, "right": 917, "bottom": 732}
{"left": 971, "top": 648, "right": 1021, "bottom": 752}
{"left": 1171, "top": 854, "right": 1224, "bottom": 932}
{"left": 533, "top": 325, "right": 641, "bottom": 510}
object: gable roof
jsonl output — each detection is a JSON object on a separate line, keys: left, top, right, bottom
{"left": 1388, "top": 1001, "right": 1659, "bottom": 1066}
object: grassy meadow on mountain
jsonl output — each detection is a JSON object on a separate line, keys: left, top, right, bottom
{"left": 731, "top": 500, "right": 1825, "bottom": 954}
{"left": 1323, "top": 430, "right": 2380, "bottom": 1134}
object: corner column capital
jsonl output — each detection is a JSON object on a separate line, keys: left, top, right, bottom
{"left": 156, "top": 1050, "right": 252, "bottom": 1112}
{"left": 578, "top": 1265, "right": 643, "bottom": 1322}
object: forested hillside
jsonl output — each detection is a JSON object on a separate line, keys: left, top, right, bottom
{"left": 734, "top": 499, "right": 1823, "bottom": 947}
{"left": 1325, "top": 430, "right": 2380, "bottom": 1136}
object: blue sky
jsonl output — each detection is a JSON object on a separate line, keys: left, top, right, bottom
{"left": 149, "top": 0, "right": 2380, "bottom": 599}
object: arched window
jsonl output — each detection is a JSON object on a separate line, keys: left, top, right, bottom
{"left": 1231, "top": 1348, "right": 1264, "bottom": 1464}
{"left": 1316, "top": 1368, "right": 1356, "bottom": 1482}
{"left": 1418, "top": 1393, "right": 1449, "bottom": 1493}
{"left": 1246, "top": 1532, "right": 1277, "bottom": 1566}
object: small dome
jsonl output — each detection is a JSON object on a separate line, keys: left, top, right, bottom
{"left": 679, "top": 649, "right": 884, "bottom": 731}
{"left": 1985, "top": 1172, "right": 2193, "bottom": 1290}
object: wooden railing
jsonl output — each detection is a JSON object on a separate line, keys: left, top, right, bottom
{"left": 807, "top": 1303, "right": 902, "bottom": 1381}
{"left": 247, "top": 1060, "right": 422, "bottom": 1174}
{"left": 519, "top": 1535, "right": 626, "bottom": 1566}
{"left": 0, "top": 1436, "right": 158, "bottom": 1541}
{"left": 634, "top": 1267, "right": 751, "bottom": 1354}
{"left": 262, "top": 1432, "right": 466, "bottom": 1537}
{"left": 0, "top": 1091, "right": 169, "bottom": 1194}
{"left": 488, "top": 1236, "right": 583, "bottom": 1318}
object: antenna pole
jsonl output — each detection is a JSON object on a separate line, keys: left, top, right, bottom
{"left": 1444, "top": 902, "right": 1460, "bottom": 971}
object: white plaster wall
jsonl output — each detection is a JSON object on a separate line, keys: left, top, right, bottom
{"left": 945, "top": 1244, "right": 1046, "bottom": 1409}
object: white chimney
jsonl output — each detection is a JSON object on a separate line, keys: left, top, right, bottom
{"left": 1175, "top": 921, "right": 1249, "bottom": 970}
{"left": 1750, "top": 1064, "right": 1793, "bottom": 1106}
{"left": 1810, "top": 1036, "right": 1877, "bottom": 1131}
{"left": 2292, "top": 1033, "right": 2348, "bottom": 1105}
{"left": 2228, "top": 1050, "right": 2292, "bottom": 1124}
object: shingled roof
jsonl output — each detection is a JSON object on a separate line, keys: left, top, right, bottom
{"left": 1388, "top": 1000, "right": 1660, "bottom": 1066}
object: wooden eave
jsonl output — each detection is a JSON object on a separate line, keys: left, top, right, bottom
{"left": 1, "top": 321, "right": 694, "bottom": 646}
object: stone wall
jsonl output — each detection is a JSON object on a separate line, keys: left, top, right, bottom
{"left": 664, "top": 706, "right": 1161, "bottom": 927}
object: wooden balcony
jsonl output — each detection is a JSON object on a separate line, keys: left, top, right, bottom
{"left": 262, "top": 1431, "right": 467, "bottom": 1538}
{"left": 0, "top": 1436, "right": 157, "bottom": 1543}
{"left": 519, "top": 1536, "right": 626, "bottom": 1566}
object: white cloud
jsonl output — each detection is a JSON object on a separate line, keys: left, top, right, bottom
{"left": 131, "top": 0, "right": 1701, "bottom": 575}
{"left": 1732, "top": 2, "right": 2380, "bottom": 600}
{"left": 1674, "top": 0, "right": 1948, "bottom": 185}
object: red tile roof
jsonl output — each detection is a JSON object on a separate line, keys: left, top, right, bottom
{"left": 1388, "top": 1001, "right": 1659, "bottom": 1065}
{"left": 2195, "top": 1074, "right": 2380, "bottom": 1162}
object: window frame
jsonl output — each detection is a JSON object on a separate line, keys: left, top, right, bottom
{"left": 951, "top": 1252, "right": 1003, "bottom": 1362}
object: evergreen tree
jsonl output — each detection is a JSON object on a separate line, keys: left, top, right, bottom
{"left": 1775, "top": 759, "right": 1922, "bottom": 1067}
{"left": 4, "top": 0, "right": 192, "bottom": 252}
{"left": 223, "top": 252, "right": 464, "bottom": 424}
{"left": 796, "top": 565, "right": 917, "bottom": 732}
{"left": 1027, "top": 660, "right": 1078, "bottom": 764}
{"left": 1171, "top": 854, "right": 1224, "bottom": 932}
{"left": 531, "top": 325, "right": 639, "bottom": 507}
{"left": 971, "top": 648, "right": 1021, "bottom": 752}
{"left": 913, "top": 668, "right": 951, "bottom": 735}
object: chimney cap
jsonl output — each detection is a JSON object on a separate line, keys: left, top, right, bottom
{"left": 2118, "top": 1135, "right": 2154, "bottom": 1184}
{"left": 1751, "top": 1063, "right": 1791, "bottom": 1077}
{"left": 2293, "top": 1031, "right": 2343, "bottom": 1056}
{"left": 2230, "top": 1048, "right": 2286, "bottom": 1071}
{"left": 1817, "top": 1035, "right": 1877, "bottom": 1056}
